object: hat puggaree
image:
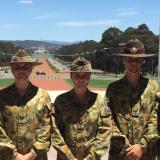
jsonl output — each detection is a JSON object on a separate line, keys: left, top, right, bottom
{"left": 70, "top": 57, "right": 92, "bottom": 72}
{"left": 114, "top": 39, "right": 155, "bottom": 58}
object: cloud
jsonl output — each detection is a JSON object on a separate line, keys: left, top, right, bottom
{"left": 118, "top": 11, "right": 138, "bottom": 16}
{"left": 32, "top": 14, "right": 57, "bottom": 20}
{"left": 117, "top": 7, "right": 137, "bottom": 12}
{"left": 19, "top": 0, "right": 32, "bottom": 4}
{"left": 117, "top": 7, "right": 138, "bottom": 17}
{"left": 57, "top": 20, "right": 120, "bottom": 27}
{"left": 32, "top": 11, "right": 61, "bottom": 20}
{"left": 1, "top": 24, "right": 16, "bottom": 29}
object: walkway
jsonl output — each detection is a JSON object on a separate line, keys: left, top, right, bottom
{"left": 30, "top": 58, "right": 71, "bottom": 90}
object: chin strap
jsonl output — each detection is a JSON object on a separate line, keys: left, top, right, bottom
{"left": 14, "top": 74, "right": 30, "bottom": 80}
{"left": 126, "top": 62, "right": 144, "bottom": 73}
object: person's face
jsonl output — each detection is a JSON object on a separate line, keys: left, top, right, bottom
{"left": 11, "top": 62, "right": 32, "bottom": 81}
{"left": 71, "top": 72, "right": 91, "bottom": 89}
{"left": 123, "top": 57, "right": 144, "bottom": 74}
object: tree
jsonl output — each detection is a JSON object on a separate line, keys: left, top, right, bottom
{"left": 101, "top": 27, "right": 123, "bottom": 47}
{"left": 136, "top": 24, "right": 154, "bottom": 35}
{"left": 54, "top": 23, "right": 158, "bottom": 75}
{"left": 0, "top": 41, "right": 17, "bottom": 63}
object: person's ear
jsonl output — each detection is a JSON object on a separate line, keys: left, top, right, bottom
{"left": 70, "top": 73, "right": 73, "bottom": 79}
{"left": 31, "top": 64, "right": 35, "bottom": 70}
{"left": 122, "top": 57, "right": 126, "bottom": 64}
{"left": 143, "top": 59, "right": 145, "bottom": 64}
{"left": 11, "top": 64, "right": 14, "bottom": 73}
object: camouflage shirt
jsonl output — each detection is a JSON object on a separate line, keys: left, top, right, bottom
{"left": 51, "top": 89, "right": 112, "bottom": 160}
{"left": 106, "top": 76, "right": 159, "bottom": 159}
{"left": 0, "top": 83, "right": 51, "bottom": 160}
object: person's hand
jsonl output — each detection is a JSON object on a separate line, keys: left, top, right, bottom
{"left": 125, "top": 144, "right": 143, "bottom": 160}
{"left": 13, "top": 153, "right": 24, "bottom": 160}
{"left": 22, "top": 152, "right": 36, "bottom": 160}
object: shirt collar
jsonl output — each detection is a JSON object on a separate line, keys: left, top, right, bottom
{"left": 11, "top": 82, "right": 38, "bottom": 106}
{"left": 70, "top": 88, "right": 94, "bottom": 106}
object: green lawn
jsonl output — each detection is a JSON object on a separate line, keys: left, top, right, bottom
{"left": 46, "top": 59, "right": 60, "bottom": 73}
{"left": 0, "top": 79, "right": 14, "bottom": 87}
{"left": 65, "top": 79, "right": 114, "bottom": 88}
{"left": 0, "top": 78, "right": 112, "bottom": 89}
{"left": 65, "top": 74, "right": 160, "bottom": 89}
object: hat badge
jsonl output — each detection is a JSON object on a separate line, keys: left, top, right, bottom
{"left": 130, "top": 47, "right": 138, "bottom": 54}
{"left": 79, "top": 66, "right": 88, "bottom": 71}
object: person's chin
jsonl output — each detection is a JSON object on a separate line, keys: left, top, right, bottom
{"left": 17, "top": 76, "right": 28, "bottom": 80}
{"left": 130, "top": 70, "right": 138, "bottom": 73}
{"left": 77, "top": 85, "right": 86, "bottom": 88}
{"left": 128, "top": 68, "right": 140, "bottom": 73}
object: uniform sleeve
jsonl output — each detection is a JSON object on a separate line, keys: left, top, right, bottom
{"left": 51, "top": 99, "right": 76, "bottom": 160}
{"left": 137, "top": 81, "right": 160, "bottom": 151}
{"left": 31, "top": 92, "right": 52, "bottom": 156}
{"left": 109, "top": 104, "right": 131, "bottom": 147}
{"left": 84, "top": 96, "right": 112, "bottom": 160}
{"left": 106, "top": 86, "right": 131, "bottom": 156}
{"left": 110, "top": 116, "right": 131, "bottom": 146}
{"left": 137, "top": 96, "right": 159, "bottom": 151}
{"left": 0, "top": 112, "right": 18, "bottom": 157}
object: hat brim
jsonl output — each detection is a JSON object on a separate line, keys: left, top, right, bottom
{"left": 113, "top": 53, "right": 156, "bottom": 58}
{"left": 0, "top": 61, "right": 43, "bottom": 67}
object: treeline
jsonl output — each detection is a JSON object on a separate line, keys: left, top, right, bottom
{"left": 0, "top": 42, "right": 17, "bottom": 63}
{"left": 55, "top": 24, "right": 159, "bottom": 75}
{"left": 5, "top": 40, "right": 61, "bottom": 51}
{"left": 0, "top": 41, "right": 32, "bottom": 63}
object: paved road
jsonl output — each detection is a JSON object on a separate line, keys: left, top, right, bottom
{"left": 48, "top": 147, "right": 57, "bottom": 160}
{"left": 47, "top": 146, "right": 108, "bottom": 160}
{"left": 30, "top": 58, "right": 71, "bottom": 90}
{"left": 47, "top": 147, "right": 108, "bottom": 160}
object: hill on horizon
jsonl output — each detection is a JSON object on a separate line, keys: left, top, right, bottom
{"left": 1, "top": 40, "right": 63, "bottom": 51}
{"left": 0, "top": 40, "right": 82, "bottom": 51}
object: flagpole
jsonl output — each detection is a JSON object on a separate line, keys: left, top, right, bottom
{"left": 158, "top": 21, "right": 160, "bottom": 77}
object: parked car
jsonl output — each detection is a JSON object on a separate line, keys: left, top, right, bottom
{"left": 36, "top": 70, "right": 46, "bottom": 75}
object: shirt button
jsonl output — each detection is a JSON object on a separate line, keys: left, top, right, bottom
{"left": 129, "top": 129, "right": 132, "bottom": 133}
{"left": 79, "top": 120, "right": 82, "bottom": 125}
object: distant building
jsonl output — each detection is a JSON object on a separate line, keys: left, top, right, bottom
{"left": 34, "top": 47, "right": 49, "bottom": 54}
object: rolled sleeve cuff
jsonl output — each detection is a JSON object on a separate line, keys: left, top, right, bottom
{"left": 13, "top": 151, "right": 18, "bottom": 159}
{"left": 84, "top": 152, "right": 96, "bottom": 160}
{"left": 32, "top": 141, "right": 50, "bottom": 152}
{"left": 138, "top": 138, "right": 147, "bottom": 153}
{"left": 62, "top": 145, "right": 76, "bottom": 160}
{"left": 30, "top": 148, "right": 37, "bottom": 157}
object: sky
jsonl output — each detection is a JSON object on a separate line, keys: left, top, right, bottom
{"left": 0, "top": 0, "right": 160, "bottom": 42}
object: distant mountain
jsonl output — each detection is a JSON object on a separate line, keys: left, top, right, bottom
{"left": 2, "top": 40, "right": 62, "bottom": 51}
{"left": 45, "top": 40, "right": 82, "bottom": 45}
{"left": 1, "top": 40, "right": 82, "bottom": 51}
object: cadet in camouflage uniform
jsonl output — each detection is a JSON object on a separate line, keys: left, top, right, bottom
{"left": 51, "top": 57, "right": 112, "bottom": 160}
{"left": 0, "top": 49, "right": 51, "bottom": 160}
{"left": 106, "top": 39, "right": 160, "bottom": 160}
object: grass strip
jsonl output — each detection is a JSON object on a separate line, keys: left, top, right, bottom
{"left": 65, "top": 79, "right": 114, "bottom": 88}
